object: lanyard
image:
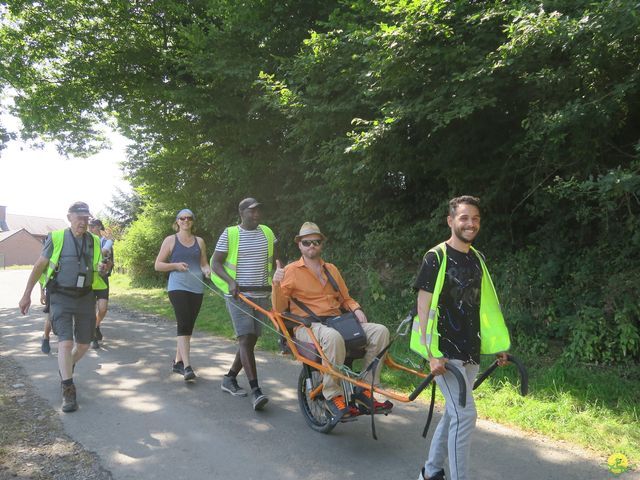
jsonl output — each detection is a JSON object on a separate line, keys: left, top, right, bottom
{"left": 71, "top": 231, "right": 88, "bottom": 268}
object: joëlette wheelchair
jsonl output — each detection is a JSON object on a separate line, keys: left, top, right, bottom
{"left": 237, "top": 290, "right": 528, "bottom": 439}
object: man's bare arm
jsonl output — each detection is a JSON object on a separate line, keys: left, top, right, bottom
{"left": 19, "top": 256, "right": 49, "bottom": 315}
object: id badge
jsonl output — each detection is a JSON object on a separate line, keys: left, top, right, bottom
{"left": 76, "top": 273, "right": 87, "bottom": 288}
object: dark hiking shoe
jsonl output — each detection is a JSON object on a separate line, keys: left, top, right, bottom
{"left": 418, "top": 467, "right": 445, "bottom": 480}
{"left": 172, "top": 361, "right": 185, "bottom": 375}
{"left": 61, "top": 383, "right": 78, "bottom": 413}
{"left": 95, "top": 326, "right": 103, "bottom": 341}
{"left": 41, "top": 337, "right": 51, "bottom": 354}
{"left": 183, "top": 366, "right": 196, "bottom": 381}
{"left": 325, "top": 395, "right": 350, "bottom": 424}
{"left": 221, "top": 375, "right": 247, "bottom": 397}
{"left": 252, "top": 388, "right": 269, "bottom": 411}
{"left": 91, "top": 339, "right": 100, "bottom": 350}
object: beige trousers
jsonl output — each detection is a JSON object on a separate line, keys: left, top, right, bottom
{"left": 295, "top": 321, "right": 390, "bottom": 399}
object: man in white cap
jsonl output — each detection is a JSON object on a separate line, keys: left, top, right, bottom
{"left": 19, "top": 201, "right": 109, "bottom": 412}
{"left": 272, "top": 222, "right": 392, "bottom": 424}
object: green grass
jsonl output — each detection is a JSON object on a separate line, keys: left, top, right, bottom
{"left": 109, "top": 273, "right": 639, "bottom": 467}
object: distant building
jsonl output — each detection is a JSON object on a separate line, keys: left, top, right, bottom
{"left": 0, "top": 205, "right": 67, "bottom": 267}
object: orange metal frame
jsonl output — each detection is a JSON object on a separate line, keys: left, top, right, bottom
{"left": 239, "top": 293, "right": 429, "bottom": 404}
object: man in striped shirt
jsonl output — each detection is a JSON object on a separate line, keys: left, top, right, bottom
{"left": 211, "top": 198, "right": 277, "bottom": 411}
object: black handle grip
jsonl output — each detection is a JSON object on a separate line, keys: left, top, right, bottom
{"left": 472, "top": 362, "right": 499, "bottom": 390}
{"left": 408, "top": 363, "right": 467, "bottom": 407}
{"left": 473, "top": 354, "right": 528, "bottom": 396}
{"left": 408, "top": 373, "right": 434, "bottom": 401}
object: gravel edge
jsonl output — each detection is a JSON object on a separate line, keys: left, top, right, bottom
{"left": 0, "top": 352, "right": 112, "bottom": 480}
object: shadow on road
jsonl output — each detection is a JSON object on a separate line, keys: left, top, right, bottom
{"left": 0, "top": 302, "right": 624, "bottom": 480}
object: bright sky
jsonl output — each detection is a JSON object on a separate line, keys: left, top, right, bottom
{"left": 0, "top": 115, "right": 131, "bottom": 221}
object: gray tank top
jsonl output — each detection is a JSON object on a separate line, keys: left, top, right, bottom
{"left": 167, "top": 235, "right": 205, "bottom": 293}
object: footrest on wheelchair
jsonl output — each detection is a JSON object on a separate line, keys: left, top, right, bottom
{"left": 339, "top": 411, "right": 360, "bottom": 423}
{"left": 351, "top": 401, "right": 394, "bottom": 416}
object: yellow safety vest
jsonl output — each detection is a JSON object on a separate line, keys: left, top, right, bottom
{"left": 39, "top": 229, "right": 107, "bottom": 291}
{"left": 210, "top": 224, "right": 274, "bottom": 294}
{"left": 410, "top": 242, "right": 510, "bottom": 359}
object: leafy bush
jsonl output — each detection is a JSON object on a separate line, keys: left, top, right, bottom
{"left": 116, "top": 204, "right": 174, "bottom": 287}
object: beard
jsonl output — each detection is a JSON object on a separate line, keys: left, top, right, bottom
{"left": 453, "top": 225, "right": 478, "bottom": 244}
{"left": 303, "top": 248, "right": 322, "bottom": 260}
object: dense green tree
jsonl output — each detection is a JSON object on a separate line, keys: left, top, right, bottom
{"left": 1, "top": 0, "right": 638, "bottom": 363}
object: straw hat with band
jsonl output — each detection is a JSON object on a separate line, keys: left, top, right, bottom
{"left": 294, "top": 222, "right": 327, "bottom": 243}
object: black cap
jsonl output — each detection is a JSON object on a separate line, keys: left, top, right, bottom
{"left": 238, "top": 197, "right": 261, "bottom": 212}
{"left": 89, "top": 218, "right": 105, "bottom": 230}
{"left": 68, "top": 201, "right": 92, "bottom": 216}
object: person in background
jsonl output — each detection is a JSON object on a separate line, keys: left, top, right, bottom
{"left": 39, "top": 283, "right": 52, "bottom": 354}
{"left": 155, "top": 209, "right": 210, "bottom": 382}
{"left": 88, "top": 218, "right": 113, "bottom": 349}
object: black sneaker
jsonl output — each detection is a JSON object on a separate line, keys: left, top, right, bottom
{"left": 95, "top": 326, "right": 103, "bottom": 341}
{"left": 183, "top": 366, "right": 196, "bottom": 381}
{"left": 418, "top": 467, "right": 446, "bottom": 480}
{"left": 41, "top": 337, "right": 51, "bottom": 354}
{"left": 91, "top": 339, "right": 100, "bottom": 350}
{"left": 61, "top": 383, "right": 78, "bottom": 413}
{"left": 252, "top": 388, "right": 269, "bottom": 411}
{"left": 221, "top": 375, "right": 247, "bottom": 397}
{"left": 172, "top": 361, "right": 184, "bottom": 375}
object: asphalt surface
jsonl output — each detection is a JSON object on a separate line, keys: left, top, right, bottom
{"left": 0, "top": 270, "right": 633, "bottom": 480}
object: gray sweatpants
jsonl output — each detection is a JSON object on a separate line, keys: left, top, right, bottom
{"left": 425, "top": 359, "right": 480, "bottom": 480}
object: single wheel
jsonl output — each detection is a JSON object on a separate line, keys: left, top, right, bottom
{"left": 298, "top": 365, "right": 336, "bottom": 434}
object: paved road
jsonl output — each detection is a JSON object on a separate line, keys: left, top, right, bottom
{"left": 0, "top": 270, "right": 632, "bottom": 480}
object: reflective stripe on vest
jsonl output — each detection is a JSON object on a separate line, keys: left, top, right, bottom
{"left": 410, "top": 243, "right": 510, "bottom": 359}
{"left": 39, "top": 229, "right": 107, "bottom": 291}
{"left": 210, "top": 224, "right": 274, "bottom": 294}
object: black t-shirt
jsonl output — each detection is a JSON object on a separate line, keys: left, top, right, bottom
{"left": 414, "top": 243, "right": 483, "bottom": 363}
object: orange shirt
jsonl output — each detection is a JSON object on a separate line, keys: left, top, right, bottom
{"left": 272, "top": 257, "right": 360, "bottom": 317}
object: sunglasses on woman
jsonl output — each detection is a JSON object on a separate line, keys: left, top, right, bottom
{"left": 178, "top": 216, "right": 193, "bottom": 221}
{"left": 301, "top": 239, "right": 322, "bottom": 247}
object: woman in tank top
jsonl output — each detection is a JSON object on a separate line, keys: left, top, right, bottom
{"left": 154, "top": 209, "right": 211, "bottom": 381}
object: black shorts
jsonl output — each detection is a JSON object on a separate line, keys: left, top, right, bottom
{"left": 95, "top": 287, "right": 110, "bottom": 301}
{"left": 95, "top": 277, "right": 110, "bottom": 300}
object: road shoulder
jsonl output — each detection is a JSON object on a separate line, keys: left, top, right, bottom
{"left": 0, "top": 352, "right": 112, "bottom": 480}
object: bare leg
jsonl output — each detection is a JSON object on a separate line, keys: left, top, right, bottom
{"left": 72, "top": 343, "right": 90, "bottom": 365}
{"left": 176, "top": 335, "right": 192, "bottom": 366}
{"left": 44, "top": 314, "right": 52, "bottom": 339}
{"left": 58, "top": 340, "right": 74, "bottom": 380}
{"left": 237, "top": 334, "right": 258, "bottom": 381}
{"left": 95, "top": 299, "right": 108, "bottom": 328}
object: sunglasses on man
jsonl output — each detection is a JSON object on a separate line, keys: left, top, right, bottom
{"left": 300, "top": 239, "right": 323, "bottom": 247}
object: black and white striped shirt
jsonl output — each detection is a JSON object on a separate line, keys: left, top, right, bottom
{"left": 215, "top": 226, "right": 277, "bottom": 298}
